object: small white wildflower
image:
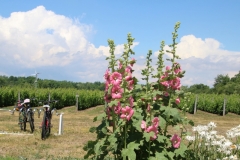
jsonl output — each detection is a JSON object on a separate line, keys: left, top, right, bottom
{"left": 185, "top": 135, "right": 195, "bottom": 141}
{"left": 226, "top": 131, "right": 235, "bottom": 138}
{"left": 230, "top": 155, "right": 238, "bottom": 160}
{"left": 208, "top": 121, "right": 216, "bottom": 129}
{"left": 199, "top": 131, "right": 206, "bottom": 138}
{"left": 212, "top": 140, "right": 221, "bottom": 146}
{"left": 209, "top": 130, "right": 217, "bottom": 135}
{"left": 225, "top": 149, "right": 232, "bottom": 155}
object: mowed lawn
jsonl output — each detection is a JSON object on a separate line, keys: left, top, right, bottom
{"left": 0, "top": 105, "right": 240, "bottom": 159}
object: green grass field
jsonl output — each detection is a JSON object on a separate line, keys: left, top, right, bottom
{"left": 0, "top": 105, "right": 240, "bottom": 159}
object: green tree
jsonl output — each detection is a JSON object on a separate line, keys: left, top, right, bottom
{"left": 213, "top": 74, "right": 230, "bottom": 94}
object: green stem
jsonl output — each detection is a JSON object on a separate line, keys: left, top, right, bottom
{"left": 124, "top": 123, "right": 127, "bottom": 149}
{"left": 148, "top": 141, "right": 151, "bottom": 158}
{"left": 123, "top": 122, "right": 127, "bottom": 160}
{"left": 164, "top": 122, "right": 168, "bottom": 136}
{"left": 112, "top": 112, "right": 116, "bottom": 132}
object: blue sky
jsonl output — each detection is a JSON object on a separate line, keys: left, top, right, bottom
{"left": 0, "top": 1, "right": 240, "bottom": 87}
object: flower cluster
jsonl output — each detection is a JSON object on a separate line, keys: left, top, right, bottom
{"left": 141, "top": 117, "right": 159, "bottom": 140}
{"left": 186, "top": 122, "right": 240, "bottom": 159}
{"left": 159, "top": 64, "right": 183, "bottom": 105}
{"left": 160, "top": 63, "right": 182, "bottom": 91}
{"left": 104, "top": 60, "right": 136, "bottom": 122}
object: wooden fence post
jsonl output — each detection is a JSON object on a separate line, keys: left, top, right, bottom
{"left": 194, "top": 95, "right": 198, "bottom": 114}
{"left": 48, "top": 92, "right": 51, "bottom": 101}
{"left": 76, "top": 94, "right": 79, "bottom": 111}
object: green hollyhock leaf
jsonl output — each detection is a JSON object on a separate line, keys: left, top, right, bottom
{"left": 143, "top": 132, "right": 155, "bottom": 142}
{"left": 157, "top": 134, "right": 167, "bottom": 143}
{"left": 94, "top": 139, "right": 105, "bottom": 156}
{"left": 155, "top": 152, "right": 169, "bottom": 160}
{"left": 188, "top": 119, "right": 194, "bottom": 126}
{"left": 108, "top": 100, "right": 118, "bottom": 107}
{"left": 93, "top": 113, "right": 105, "bottom": 122}
{"left": 167, "top": 151, "right": 175, "bottom": 159}
{"left": 122, "top": 142, "right": 140, "bottom": 160}
{"left": 134, "top": 84, "right": 142, "bottom": 90}
{"left": 159, "top": 116, "right": 166, "bottom": 129}
{"left": 89, "top": 127, "right": 96, "bottom": 133}
{"left": 152, "top": 90, "right": 163, "bottom": 97}
{"left": 174, "top": 142, "right": 187, "bottom": 157}
{"left": 101, "top": 127, "right": 107, "bottom": 134}
{"left": 83, "top": 140, "right": 96, "bottom": 151}
{"left": 108, "top": 134, "right": 118, "bottom": 151}
{"left": 132, "top": 108, "right": 143, "bottom": 132}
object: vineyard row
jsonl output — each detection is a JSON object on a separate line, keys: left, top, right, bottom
{"left": 1, "top": 87, "right": 240, "bottom": 115}
{"left": 178, "top": 93, "right": 240, "bottom": 115}
{"left": 0, "top": 87, "right": 104, "bottom": 110}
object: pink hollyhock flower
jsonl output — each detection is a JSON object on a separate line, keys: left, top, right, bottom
{"left": 164, "top": 92, "right": 169, "bottom": 97}
{"left": 125, "top": 73, "right": 132, "bottom": 81}
{"left": 111, "top": 86, "right": 123, "bottom": 99}
{"left": 120, "top": 106, "right": 134, "bottom": 121}
{"left": 174, "top": 68, "right": 181, "bottom": 74}
{"left": 171, "top": 134, "right": 181, "bottom": 148}
{"left": 175, "top": 97, "right": 180, "bottom": 105}
{"left": 129, "top": 96, "right": 134, "bottom": 107}
{"left": 146, "top": 126, "right": 158, "bottom": 141}
{"left": 170, "top": 77, "right": 181, "bottom": 90}
{"left": 125, "top": 66, "right": 132, "bottom": 74}
{"left": 128, "top": 79, "right": 134, "bottom": 90}
{"left": 110, "top": 72, "right": 122, "bottom": 86}
{"left": 105, "top": 81, "right": 110, "bottom": 92}
{"left": 104, "top": 69, "right": 110, "bottom": 81}
{"left": 114, "top": 102, "right": 122, "bottom": 114}
{"left": 160, "top": 75, "right": 166, "bottom": 80}
{"left": 161, "top": 81, "right": 169, "bottom": 88}
{"left": 152, "top": 117, "right": 159, "bottom": 128}
{"left": 166, "top": 66, "right": 171, "bottom": 71}
{"left": 141, "top": 120, "right": 147, "bottom": 130}
{"left": 104, "top": 93, "right": 112, "bottom": 103}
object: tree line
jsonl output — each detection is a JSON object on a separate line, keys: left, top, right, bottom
{"left": 1, "top": 71, "right": 240, "bottom": 94}
{"left": 0, "top": 75, "right": 105, "bottom": 91}
{"left": 183, "top": 71, "right": 240, "bottom": 94}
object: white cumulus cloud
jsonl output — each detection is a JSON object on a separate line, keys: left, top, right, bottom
{"left": 0, "top": 6, "right": 107, "bottom": 67}
{"left": 0, "top": 6, "right": 140, "bottom": 82}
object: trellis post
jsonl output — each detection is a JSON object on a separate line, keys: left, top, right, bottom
{"left": 18, "top": 91, "right": 20, "bottom": 101}
{"left": 223, "top": 98, "right": 226, "bottom": 116}
{"left": 76, "top": 94, "right": 79, "bottom": 111}
{"left": 194, "top": 95, "right": 198, "bottom": 114}
{"left": 58, "top": 113, "right": 64, "bottom": 135}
